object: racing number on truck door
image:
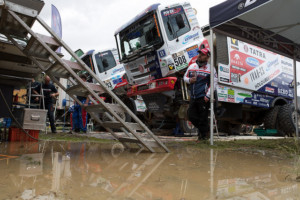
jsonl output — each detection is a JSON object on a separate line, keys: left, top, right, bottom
{"left": 174, "top": 55, "right": 187, "bottom": 67}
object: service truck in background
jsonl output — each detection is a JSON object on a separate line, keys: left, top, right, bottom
{"left": 79, "top": 48, "right": 146, "bottom": 120}
{"left": 114, "top": 1, "right": 297, "bottom": 136}
{"left": 55, "top": 48, "right": 146, "bottom": 124}
{"left": 202, "top": 25, "right": 297, "bottom": 136}
{"left": 114, "top": 2, "right": 209, "bottom": 133}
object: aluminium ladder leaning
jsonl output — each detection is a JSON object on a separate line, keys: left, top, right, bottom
{"left": 0, "top": 1, "right": 169, "bottom": 153}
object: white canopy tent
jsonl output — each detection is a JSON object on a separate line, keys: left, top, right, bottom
{"left": 209, "top": 0, "right": 300, "bottom": 144}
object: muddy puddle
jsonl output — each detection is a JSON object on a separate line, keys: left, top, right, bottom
{"left": 0, "top": 141, "right": 299, "bottom": 200}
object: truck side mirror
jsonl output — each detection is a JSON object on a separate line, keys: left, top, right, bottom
{"left": 175, "top": 14, "right": 185, "bottom": 29}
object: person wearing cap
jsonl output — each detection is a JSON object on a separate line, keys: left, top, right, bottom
{"left": 184, "top": 47, "right": 218, "bottom": 141}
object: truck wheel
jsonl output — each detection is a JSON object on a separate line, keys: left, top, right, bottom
{"left": 102, "top": 110, "right": 131, "bottom": 122}
{"left": 263, "top": 106, "right": 280, "bottom": 129}
{"left": 217, "top": 120, "right": 230, "bottom": 135}
{"left": 218, "top": 120, "right": 241, "bottom": 135}
{"left": 278, "top": 104, "right": 298, "bottom": 137}
{"left": 179, "top": 119, "right": 197, "bottom": 135}
{"left": 229, "top": 124, "right": 242, "bottom": 135}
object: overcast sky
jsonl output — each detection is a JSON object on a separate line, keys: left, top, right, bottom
{"left": 33, "top": 0, "right": 224, "bottom": 55}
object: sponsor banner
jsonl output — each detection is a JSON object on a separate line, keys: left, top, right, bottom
{"left": 218, "top": 37, "right": 294, "bottom": 99}
{"left": 217, "top": 85, "right": 274, "bottom": 108}
{"left": 135, "top": 99, "right": 147, "bottom": 112}
{"left": 51, "top": 5, "right": 62, "bottom": 53}
{"left": 218, "top": 63, "right": 230, "bottom": 82}
{"left": 186, "top": 45, "right": 198, "bottom": 59}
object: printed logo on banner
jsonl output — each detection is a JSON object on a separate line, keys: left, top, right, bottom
{"left": 271, "top": 82, "right": 278, "bottom": 87}
{"left": 231, "top": 73, "right": 241, "bottom": 83}
{"left": 238, "top": 0, "right": 258, "bottom": 10}
{"left": 249, "top": 66, "right": 265, "bottom": 82}
{"left": 249, "top": 47, "right": 266, "bottom": 59}
{"left": 254, "top": 69, "right": 280, "bottom": 89}
{"left": 158, "top": 50, "right": 166, "bottom": 58}
{"left": 232, "top": 65, "right": 246, "bottom": 72}
{"left": 231, "top": 54, "right": 244, "bottom": 66}
{"left": 236, "top": 97, "right": 245, "bottom": 103}
{"left": 231, "top": 38, "right": 238, "bottom": 46}
{"left": 186, "top": 45, "right": 198, "bottom": 58}
{"left": 220, "top": 77, "right": 230, "bottom": 83}
{"left": 265, "top": 58, "right": 279, "bottom": 71}
{"left": 281, "top": 60, "right": 293, "bottom": 67}
{"left": 218, "top": 92, "right": 228, "bottom": 101}
{"left": 244, "top": 77, "right": 249, "bottom": 85}
{"left": 163, "top": 8, "right": 182, "bottom": 16}
{"left": 228, "top": 89, "right": 235, "bottom": 102}
{"left": 168, "top": 63, "right": 175, "bottom": 71}
{"left": 234, "top": 54, "right": 241, "bottom": 60}
{"left": 182, "top": 33, "right": 199, "bottom": 44}
{"left": 246, "top": 57, "right": 260, "bottom": 67}
{"left": 220, "top": 66, "right": 230, "bottom": 73}
{"left": 265, "top": 87, "right": 275, "bottom": 94}
{"left": 231, "top": 46, "right": 239, "bottom": 51}
{"left": 278, "top": 88, "right": 288, "bottom": 96}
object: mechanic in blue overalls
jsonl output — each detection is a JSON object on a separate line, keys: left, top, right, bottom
{"left": 72, "top": 74, "right": 90, "bottom": 133}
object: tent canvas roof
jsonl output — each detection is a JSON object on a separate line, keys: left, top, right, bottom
{"left": 209, "top": 0, "right": 300, "bottom": 61}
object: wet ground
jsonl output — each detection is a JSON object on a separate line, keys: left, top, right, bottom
{"left": 0, "top": 141, "right": 299, "bottom": 200}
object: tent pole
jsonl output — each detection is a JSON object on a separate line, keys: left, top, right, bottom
{"left": 210, "top": 28, "right": 214, "bottom": 146}
{"left": 293, "top": 54, "right": 299, "bottom": 139}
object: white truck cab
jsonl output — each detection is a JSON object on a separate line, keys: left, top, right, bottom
{"left": 114, "top": 2, "right": 207, "bottom": 133}
{"left": 115, "top": 2, "right": 208, "bottom": 86}
{"left": 80, "top": 48, "right": 128, "bottom": 95}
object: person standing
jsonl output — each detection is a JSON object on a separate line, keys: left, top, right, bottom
{"left": 184, "top": 47, "right": 217, "bottom": 141}
{"left": 72, "top": 74, "right": 90, "bottom": 133}
{"left": 36, "top": 75, "right": 59, "bottom": 133}
{"left": 28, "top": 78, "right": 40, "bottom": 105}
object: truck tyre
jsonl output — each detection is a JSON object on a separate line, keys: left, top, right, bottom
{"left": 229, "top": 124, "right": 242, "bottom": 135}
{"left": 277, "top": 104, "right": 298, "bottom": 137}
{"left": 263, "top": 106, "right": 280, "bottom": 129}
{"left": 179, "top": 119, "right": 197, "bottom": 135}
{"left": 217, "top": 120, "right": 230, "bottom": 135}
{"left": 218, "top": 120, "right": 241, "bottom": 135}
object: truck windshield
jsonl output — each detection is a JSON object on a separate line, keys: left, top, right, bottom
{"left": 95, "top": 50, "right": 116, "bottom": 73}
{"left": 118, "top": 13, "right": 162, "bottom": 60}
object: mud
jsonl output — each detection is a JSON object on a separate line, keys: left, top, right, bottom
{"left": 0, "top": 141, "right": 299, "bottom": 200}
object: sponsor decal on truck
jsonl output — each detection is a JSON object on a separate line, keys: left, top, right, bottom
{"left": 218, "top": 37, "right": 294, "bottom": 103}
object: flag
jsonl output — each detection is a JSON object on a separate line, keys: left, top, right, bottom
{"left": 51, "top": 5, "right": 62, "bottom": 53}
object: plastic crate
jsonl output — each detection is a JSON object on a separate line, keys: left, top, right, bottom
{"left": 254, "top": 128, "right": 277, "bottom": 136}
{"left": 9, "top": 127, "right": 39, "bottom": 142}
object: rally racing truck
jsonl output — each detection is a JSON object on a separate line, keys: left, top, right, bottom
{"left": 114, "top": 2, "right": 208, "bottom": 134}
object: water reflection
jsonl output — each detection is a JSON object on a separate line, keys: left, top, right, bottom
{"left": 0, "top": 142, "right": 299, "bottom": 200}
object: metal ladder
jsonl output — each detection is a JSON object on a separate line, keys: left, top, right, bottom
{"left": 0, "top": 2, "right": 169, "bottom": 153}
